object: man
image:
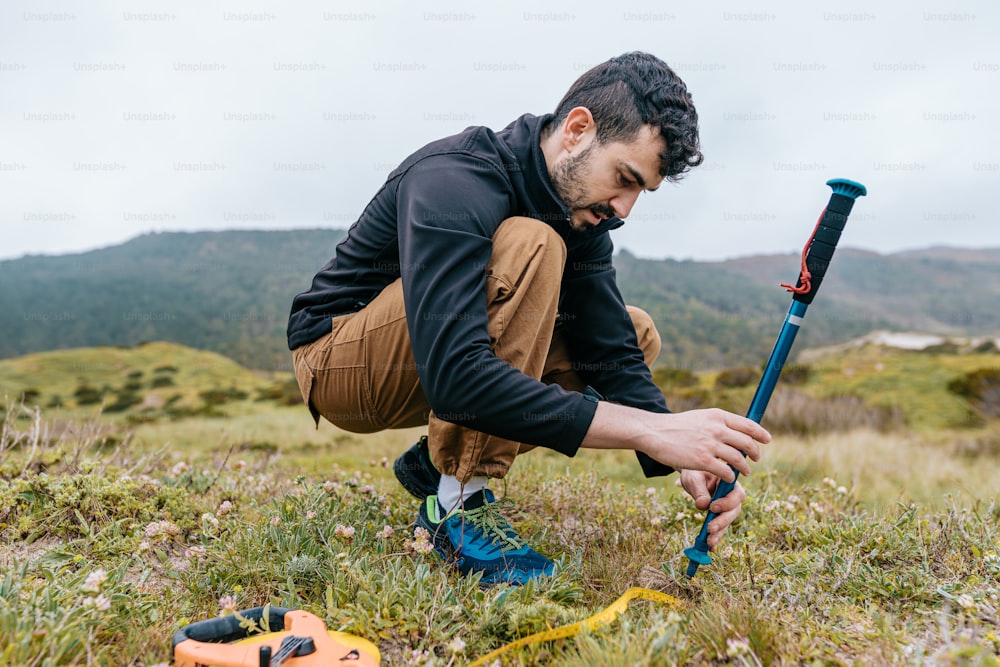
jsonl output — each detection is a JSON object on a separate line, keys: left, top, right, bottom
{"left": 287, "top": 52, "right": 770, "bottom": 586}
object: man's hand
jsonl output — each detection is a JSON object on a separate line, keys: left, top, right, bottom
{"left": 583, "top": 404, "right": 771, "bottom": 482}
{"left": 581, "top": 403, "right": 769, "bottom": 552}
{"left": 679, "top": 469, "right": 746, "bottom": 550}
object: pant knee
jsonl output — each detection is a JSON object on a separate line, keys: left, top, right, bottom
{"left": 491, "top": 217, "right": 566, "bottom": 272}
{"left": 626, "top": 305, "right": 661, "bottom": 367}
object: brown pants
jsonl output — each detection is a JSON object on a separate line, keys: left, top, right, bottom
{"left": 292, "top": 217, "right": 661, "bottom": 482}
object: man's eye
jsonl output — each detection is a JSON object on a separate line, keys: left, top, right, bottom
{"left": 619, "top": 175, "right": 634, "bottom": 187}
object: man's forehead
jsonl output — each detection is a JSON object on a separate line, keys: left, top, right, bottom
{"left": 608, "top": 128, "right": 666, "bottom": 190}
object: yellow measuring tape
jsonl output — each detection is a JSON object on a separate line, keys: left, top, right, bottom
{"left": 467, "top": 587, "right": 684, "bottom": 667}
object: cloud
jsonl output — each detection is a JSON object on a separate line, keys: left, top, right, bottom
{"left": 1, "top": 0, "right": 996, "bottom": 261}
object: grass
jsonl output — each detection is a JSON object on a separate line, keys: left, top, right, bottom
{"left": 1, "top": 343, "right": 1000, "bottom": 665}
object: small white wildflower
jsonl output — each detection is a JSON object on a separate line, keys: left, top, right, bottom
{"left": 645, "top": 487, "right": 657, "bottom": 497}
{"left": 836, "top": 486, "right": 848, "bottom": 495}
{"left": 233, "top": 459, "right": 247, "bottom": 471}
{"left": 145, "top": 520, "right": 181, "bottom": 540}
{"left": 809, "top": 502, "right": 824, "bottom": 514}
{"left": 405, "top": 526, "right": 434, "bottom": 554}
{"left": 674, "top": 511, "right": 688, "bottom": 521}
{"left": 823, "top": 477, "right": 836, "bottom": 488}
{"left": 137, "top": 540, "right": 151, "bottom": 553}
{"left": 448, "top": 637, "right": 467, "bottom": 654}
{"left": 726, "top": 636, "right": 751, "bottom": 657}
{"left": 376, "top": 525, "right": 395, "bottom": 539}
{"left": 406, "top": 649, "right": 430, "bottom": 666}
{"left": 83, "top": 593, "right": 111, "bottom": 612}
{"left": 218, "top": 595, "right": 238, "bottom": 614}
{"left": 984, "top": 552, "right": 999, "bottom": 571}
{"left": 764, "top": 500, "right": 782, "bottom": 512}
{"left": 170, "top": 461, "right": 189, "bottom": 477}
{"left": 783, "top": 501, "right": 796, "bottom": 512}
{"left": 305, "top": 510, "right": 317, "bottom": 521}
{"left": 650, "top": 517, "right": 663, "bottom": 527}
{"left": 270, "top": 516, "right": 281, "bottom": 527}
{"left": 957, "top": 594, "right": 976, "bottom": 610}
{"left": 185, "top": 546, "right": 207, "bottom": 560}
{"left": 322, "top": 480, "right": 339, "bottom": 494}
{"left": 787, "top": 494, "right": 800, "bottom": 504}
{"left": 201, "top": 513, "right": 220, "bottom": 532}
{"left": 358, "top": 484, "right": 376, "bottom": 495}
{"left": 216, "top": 500, "right": 234, "bottom": 517}
{"left": 334, "top": 524, "right": 356, "bottom": 541}
{"left": 81, "top": 569, "right": 107, "bottom": 593}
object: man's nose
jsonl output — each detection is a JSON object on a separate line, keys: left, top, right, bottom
{"left": 610, "top": 190, "right": 641, "bottom": 219}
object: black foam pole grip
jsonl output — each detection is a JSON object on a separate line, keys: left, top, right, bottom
{"left": 793, "top": 193, "right": 857, "bottom": 304}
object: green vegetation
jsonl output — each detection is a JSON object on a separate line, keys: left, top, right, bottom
{"left": 3, "top": 231, "right": 1000, "bottom": 371}
{"left": 1, "top": 342, "right": 999, "bottom": 665}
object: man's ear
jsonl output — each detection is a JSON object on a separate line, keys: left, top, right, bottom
{"left": 561, "top": 107, "right": 596, "bottom": 152}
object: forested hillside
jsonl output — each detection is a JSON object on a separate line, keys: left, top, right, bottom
{"left": 2, "top": 230, "right": 998, "bottom": 370}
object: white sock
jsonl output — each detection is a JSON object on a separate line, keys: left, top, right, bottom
{"left": 437, "top": 474, "right": 488, "bottom": 515}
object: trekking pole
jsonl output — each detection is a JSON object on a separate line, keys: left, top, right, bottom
{"left": 683, "top": 178, "right": 867, "bottom": 578}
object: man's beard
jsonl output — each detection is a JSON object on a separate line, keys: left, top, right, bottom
{"left": 549, "top": 144, "right": 614, "bottom": 232}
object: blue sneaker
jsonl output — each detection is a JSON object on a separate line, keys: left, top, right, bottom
{"left": 416, "top": 489, "right": 554, "bottom": 586}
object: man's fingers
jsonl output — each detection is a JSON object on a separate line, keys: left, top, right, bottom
{"left": 714, "top": 444, "right": 751, "bottom": 477}
{"left": 708, "top": 482, "right": 745, "bottom": 514}
{"left": 723, "top": 412, "right": 771, "bottom": 444}
{"left": 706, "top": 483, "right": 746, "bottom": 548}
{"left": 708, "top": 458, "right": 738, "bottom": 483}
{"left": 722, "top": 430, "right": 762, "bottom": 462}
{"left": 681, "top": 470, "right": 712, "bottom": 510}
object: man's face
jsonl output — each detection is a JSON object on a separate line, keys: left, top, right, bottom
{"left": 549, "top": 125, "right": 666, "bottom": 232}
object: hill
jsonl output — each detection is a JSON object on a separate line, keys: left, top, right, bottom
{"left": 1, "top": 230, "right": 998, "bottom": 370}
{"left": 0, "top": 230, "right": 342, "bottom": 372}
{"left": 0, "top": 341, "right": 296, "bottom": 423}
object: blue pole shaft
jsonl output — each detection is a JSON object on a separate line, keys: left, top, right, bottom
{"left": 684, "top": 299, "right": 809, "bottom": 577}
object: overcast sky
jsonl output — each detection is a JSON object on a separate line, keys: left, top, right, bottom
{"left": 1, "top": 0, "right": 996, "bottom": 262}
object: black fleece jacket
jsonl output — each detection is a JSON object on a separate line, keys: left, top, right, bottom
{"left": 287, "top": 113, "right": 673, "bottom": 477}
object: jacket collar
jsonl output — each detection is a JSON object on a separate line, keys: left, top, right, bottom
{"left": 499, "top": 113, "right": 625, "bottom": 238}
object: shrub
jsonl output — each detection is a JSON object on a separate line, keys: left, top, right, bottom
{"left": 762, "top": 388, "right": 904, "bottom": 436}
{"left": 255, "top": 378, "right": 304, "bottom": 406}
{"left": 973, "top": 339, "right": 998, "bottom": 354}
{"left": 104, "top": 391, "right": 143, "bottom": 413}
{"left": 780, "top": 364, "right": 811, "bottom": 386}
{"left": 947, "top": 367, "right": 1000, "bottom": 419}
{"left": 651, "top": 366, "right": 698, "bottom": 389}
{"left": 73, "top": 383, "right": 105, "bottom": 406}
{"left": 199, "top": 388, "right": 250, "bottom": 407}
{"left": 715, "top": 366, "right": 758, "bottom": 389}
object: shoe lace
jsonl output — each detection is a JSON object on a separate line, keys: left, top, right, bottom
{"left": 462, "top": 498, "right": 528, "bottom": 552}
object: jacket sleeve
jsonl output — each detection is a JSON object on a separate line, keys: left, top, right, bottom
{"left": 560, "top": 233, "right": 675, "bottom": 477}
{"left": 395, "top": 153, "right": 598, "bottom": 456}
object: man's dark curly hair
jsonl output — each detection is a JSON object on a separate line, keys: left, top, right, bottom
{"left": 552, "top": 51, "right": 703, "bottom": 181}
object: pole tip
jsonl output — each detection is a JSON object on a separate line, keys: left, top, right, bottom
{"left": 826, "top": 178, "right": 867, "bottom": 199}
{"left": 683, "top": 546, "right": 712, "bottom": 578}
